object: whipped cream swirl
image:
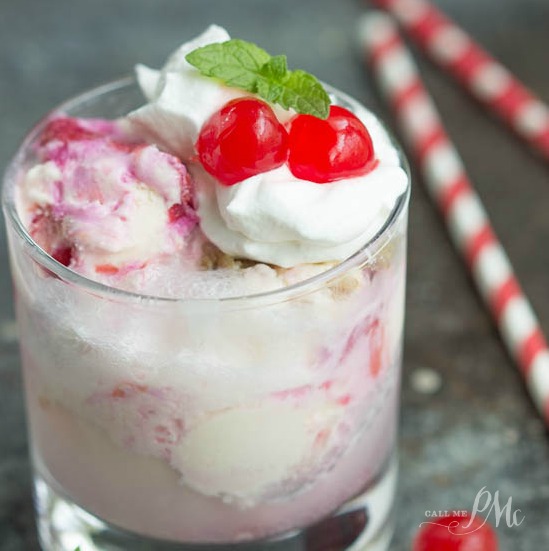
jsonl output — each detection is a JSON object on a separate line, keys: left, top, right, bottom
{"left": 129, "top": 25, "right": 409, "bottom": 268}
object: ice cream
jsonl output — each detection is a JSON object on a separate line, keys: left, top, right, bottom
{"left": 17, "top": 117, "right": 198, "bottom": 285}
{"left": 6, "top": 24, "right": 410, "bottom": 548}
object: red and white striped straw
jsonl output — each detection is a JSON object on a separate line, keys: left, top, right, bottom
{"left": 369, "top": 0, "right": 549, "bottom": 161}
{"left": 360, "top": 12, "right": 549, "bottom": 425}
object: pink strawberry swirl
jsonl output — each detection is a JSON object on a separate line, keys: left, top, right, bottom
{"left": 17, "top": 116, "right": 198, "bottom": 284}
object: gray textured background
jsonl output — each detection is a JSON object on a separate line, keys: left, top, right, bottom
{"left": 1, "top": 0, "right": 549, "bottom": 550}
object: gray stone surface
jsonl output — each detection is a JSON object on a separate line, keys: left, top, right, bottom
{"left": 1, "top": 0, "right": 548, "bottom": 549}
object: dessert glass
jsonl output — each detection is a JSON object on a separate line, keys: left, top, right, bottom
{"left": 2, "top": 78, "right": 410, "bottom": 551}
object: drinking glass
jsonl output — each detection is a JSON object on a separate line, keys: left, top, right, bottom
{"left": 2, "top": 78, "right": 410, "bottom": 551}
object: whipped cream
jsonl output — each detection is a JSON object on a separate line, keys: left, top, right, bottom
{"left": 127, "top": 25, "right": 244, "bottom": 161}
{"left": 129, "top": 25, "right": 409, "bottom": 268}
{"left": 194, "top": 107, "right": 407, "bottom": 267}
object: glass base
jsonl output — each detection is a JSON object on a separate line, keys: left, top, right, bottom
{"left": 35, "top": 456, "right": 397, "bottom": 551}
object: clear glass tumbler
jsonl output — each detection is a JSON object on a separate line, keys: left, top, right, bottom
{"left": 2, "top": 79, "right": 410, "bottom": 551}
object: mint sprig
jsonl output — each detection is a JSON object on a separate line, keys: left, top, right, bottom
{"left": 185, "top": 39, "right": 331, "bottom": 119}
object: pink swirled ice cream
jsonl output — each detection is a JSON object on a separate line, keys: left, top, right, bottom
{"left": 16, "top": 117, "right": 202, "bottom": 288}
{"left": 10, "top": 24, "right": 410, "bottom": 546}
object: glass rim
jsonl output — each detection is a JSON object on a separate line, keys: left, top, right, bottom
{"left": 2, "top": 76, "right": 411, "bottom": 307}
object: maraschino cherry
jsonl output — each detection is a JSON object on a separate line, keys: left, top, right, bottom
{"left": 197, "top": 98, "right": 289, "bottom": 186}
{"left": 288, "top": 105, "right": 376, "bottom": 183}
{"left": 413, "top": 513, "right": 498, "bottom": 551}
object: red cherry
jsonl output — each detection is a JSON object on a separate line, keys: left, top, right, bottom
{"left": 197, "top": 98, "right": 289, "bottom": 186}
{"left": 413, "top": 513, "right": 498, "bottom": 551}
{"left": 288, "top": 105, "right": 376, "bottom": 183}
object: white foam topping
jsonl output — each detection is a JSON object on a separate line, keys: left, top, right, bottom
{"left": 129, "top": 25, "right": 409, "bottom": 268}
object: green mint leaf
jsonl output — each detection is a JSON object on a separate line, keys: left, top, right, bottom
{"left": 185, "top": 39, "right": 270, "bottom": 90}
{"left": 260, "top": 55, "right": 288, "bottom": 80}
{"left": 185, "top": 39, "right": 330, "bottom": 119}
{"left": 255, "top": 56, "right": 288, "bottom": 104}
{"left": 258, "top": 68, "right": 330, "bottom": 119}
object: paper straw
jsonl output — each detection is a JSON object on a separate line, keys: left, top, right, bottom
{"left": 360, "top": 12, "right": 549, "bottom": 425}
{"left": 369, "top": 0, "right": 549, "bottom": 161}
